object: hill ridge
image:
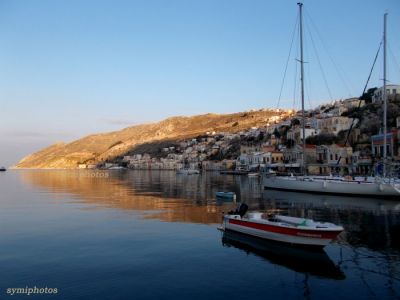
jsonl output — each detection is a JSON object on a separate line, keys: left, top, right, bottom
{"left": 14, "top": 108, "right": 285, "bottom": 169}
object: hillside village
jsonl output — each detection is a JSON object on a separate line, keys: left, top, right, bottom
{"left": 99, "top": 87, "right": 400, "bottom": 176}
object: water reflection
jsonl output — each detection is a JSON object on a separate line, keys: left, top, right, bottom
{"left": 18, "top": 170, "right": 400, "bottom": 251}
{"left": 222, "top": 230, "right": 345, "bottom": 280}
{"left": 18, "top": 170, "right": 241, "bottom": 224}
{"left": 263, "top": 189, "right": 400, "bottom": 213}
{"left": 8, "top": 170, "right": 400, "bottom": 298}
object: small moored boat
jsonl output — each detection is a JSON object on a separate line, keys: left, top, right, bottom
{"left": 176, "top": 169, "right": 200, "bottom": 175}
{"left": 108, "top": 166, "right": 126, "bottom": 170}
{"left": 216, "top": 192, "right": 236, "bottom": 200}
{"left": 221, "top": 203, "right": 343, "bottom": 247}
{"left": 0, "top": 167, "right": 6, "bottom": 172}
{"left": 247, "top": 172, "right": 260, "bottom": 178}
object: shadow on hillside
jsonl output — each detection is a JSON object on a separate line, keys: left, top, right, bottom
{"left": 114, "top": 140, "right": 180, "bottom": 162}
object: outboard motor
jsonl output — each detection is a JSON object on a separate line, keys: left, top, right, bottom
{"left": 234, "top": 203, "right": 248, "bottom": 218}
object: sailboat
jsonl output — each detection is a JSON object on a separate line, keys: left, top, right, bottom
{"left": 264, "top": 4, "right": 400, "bottom": 198}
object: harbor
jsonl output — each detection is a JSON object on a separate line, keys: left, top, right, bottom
{"left": 1, "top": 169, "right": 399, "bottom": 299}
{"left": 1, "top": 1, "right": 400, "bottom": 299}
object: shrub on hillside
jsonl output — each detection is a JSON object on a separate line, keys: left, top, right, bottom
{"left": 306, "top": 133, "right": 338, "bottom": 145}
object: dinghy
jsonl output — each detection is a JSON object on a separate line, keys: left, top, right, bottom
{"left": 216, "top": 192, "right": 236, "bottom": 200}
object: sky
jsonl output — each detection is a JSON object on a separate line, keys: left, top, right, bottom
{"left": 0, "top": 0, "right": 399, "bottom": 166}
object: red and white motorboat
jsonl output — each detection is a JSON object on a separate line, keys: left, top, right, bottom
{"left": 221, "top": 204, "right": 344, "bottom": 247}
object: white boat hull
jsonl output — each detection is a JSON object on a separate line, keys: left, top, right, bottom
{"left": 264, "top": 176, "right": 400, "bottom": 197}
{"left": 223, "top": 215, "right": 343, "bottom": 247}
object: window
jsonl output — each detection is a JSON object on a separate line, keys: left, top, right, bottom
{"left": 330, "top": 154, "right": 333, "bottom": 160}
{"left": 335, "top": 154, "right": 338, "bottom": 160}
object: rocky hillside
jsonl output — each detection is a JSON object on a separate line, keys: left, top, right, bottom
{"left": 14, "top": 109, "right": 284, "bottom": 169}
{"left": 343, "top": 98, "right": 400, "bottom": 136}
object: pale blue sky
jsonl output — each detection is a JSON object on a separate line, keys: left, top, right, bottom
{"left": 0, "top": 0, "right": 399, "bottom": 166}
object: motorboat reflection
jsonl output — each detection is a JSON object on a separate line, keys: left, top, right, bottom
{"left": 222, "top": 230, "right": 345, "bottom": 280}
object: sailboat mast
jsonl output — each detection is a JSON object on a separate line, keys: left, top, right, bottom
{"left": 383, "top": 12, "right": 388, "bottom": 177}
{"left": 298, "top": 2, "right": 306, "bottom": 173}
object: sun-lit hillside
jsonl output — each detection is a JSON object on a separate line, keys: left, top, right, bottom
{"left": 14, "top": 109, "right": 288, "bottom": 169}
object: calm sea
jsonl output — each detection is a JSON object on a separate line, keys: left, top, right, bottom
{"left": 1, "top": 170, "right": 400, "bottom": 299}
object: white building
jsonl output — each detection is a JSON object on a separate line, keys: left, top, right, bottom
{"left": 286, "top": 127, "right": 318, "bottom": 143}
{"left": 329, "top": 106, "right": 348, "bottom": 117}
{"left": 342, "top": 97, "right": 365, "bottom": 109}
{"left": 372, "top": 84, "right": 400, "bottom": 103}
{"left": 318, "top": 117, "right": 355, "bottom": 135}
{"left": 316, "top": 144, "right": 353, "bottom": 166}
